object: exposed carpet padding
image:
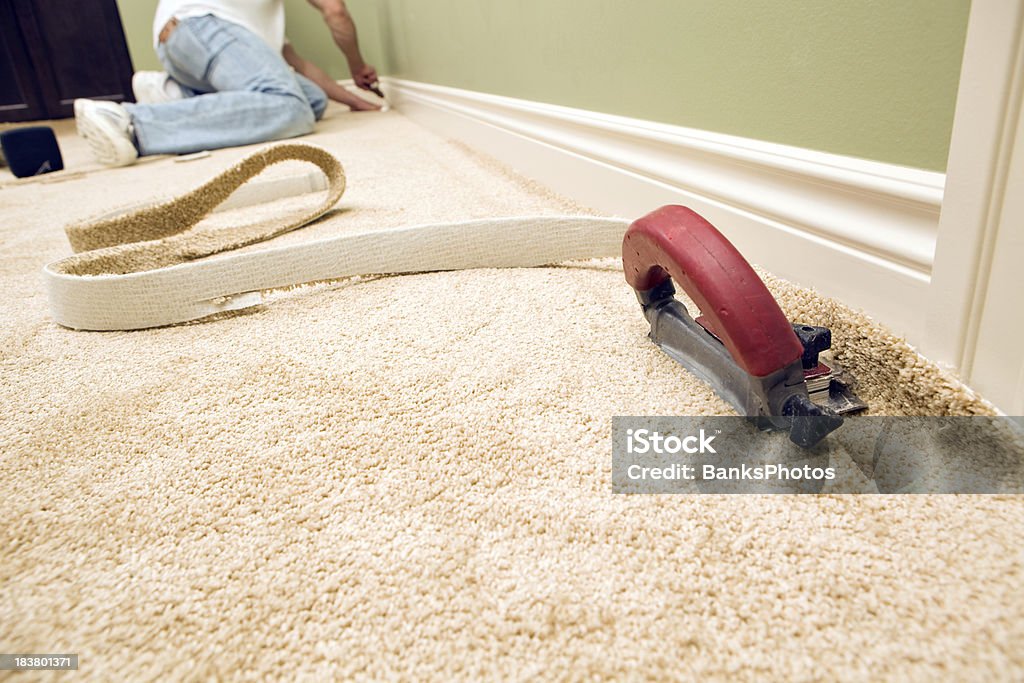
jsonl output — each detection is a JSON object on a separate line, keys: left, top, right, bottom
{"left": 1, "top": 107, "right": 1021, "bottom": 680}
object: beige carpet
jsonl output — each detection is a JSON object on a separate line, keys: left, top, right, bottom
{"left": 1, "top": 104, "right": 1021, "bottom": 681}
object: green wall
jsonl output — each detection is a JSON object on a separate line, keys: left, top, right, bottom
{"left": 371, "top": 0, "right": 969, "bottom": 171}
{"left": 116, "top": 0, "right": 160, "bottom": 72}
{"left": 116, "top": 0, "right": 969, "bottom": 171}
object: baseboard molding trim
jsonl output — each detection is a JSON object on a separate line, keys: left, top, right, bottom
{"left": 382, "top": 78, "right": 946, "bottom": 340}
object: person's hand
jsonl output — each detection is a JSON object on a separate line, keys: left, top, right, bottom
{"left": 347, "top": 95, "right": 381, "bottom": 112}
{"left": 352, "top": 64, "right": 379, "bottom": 91}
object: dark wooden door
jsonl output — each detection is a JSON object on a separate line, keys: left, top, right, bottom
{"left": 0, "top": 0, "right": 134, "bottom": 122}
{"left": 0, "top": 0, "right": 47, "bottom": 122}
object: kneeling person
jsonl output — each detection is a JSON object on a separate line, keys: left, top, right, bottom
{"left": 76, "top": 0, "right": 381, "bottom": 167}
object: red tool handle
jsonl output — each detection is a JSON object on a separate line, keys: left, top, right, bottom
{"left": 623, "top": 205, "right": 803, "bottom": 378}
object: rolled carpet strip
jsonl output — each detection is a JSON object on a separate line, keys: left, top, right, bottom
{"left": 44, "top": 142, "right": 629, "bottom": 331}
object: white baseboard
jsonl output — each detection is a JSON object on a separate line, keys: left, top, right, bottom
{"left": 383, "top": 78, "right": 945, "bottom": 342}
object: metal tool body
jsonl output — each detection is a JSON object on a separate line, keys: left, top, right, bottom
{"left": 623, "top": 205, "right": 865, "bottom": 448}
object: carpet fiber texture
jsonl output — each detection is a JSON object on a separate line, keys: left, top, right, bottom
{"left": 1, "top": 106, "right": 1021, "bottom": 681}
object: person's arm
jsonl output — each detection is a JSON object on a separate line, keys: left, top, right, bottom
{"left": 283, "top": 42, "right": 380, "bottom": 111}
{"left": 305, "top": 0, "right": 378, "bottom": 90}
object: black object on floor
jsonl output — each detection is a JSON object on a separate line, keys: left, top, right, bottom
{"left": 0, "top": 126, "right": 64, "bottom": 178}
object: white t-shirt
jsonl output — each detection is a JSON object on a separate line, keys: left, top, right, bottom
{"left": 153, "top": 0, "right": 286, "bottom": 53}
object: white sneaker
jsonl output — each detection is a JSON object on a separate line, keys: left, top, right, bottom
{"left": 132, "top": 71, "right": 185, "bottom": 104}
{"left": 74, "top": 99, "right": 139, "bottom": 167}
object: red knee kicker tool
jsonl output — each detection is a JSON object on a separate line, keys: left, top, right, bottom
{"left": 623, "top": 205, "right": 865, "bottom": 448}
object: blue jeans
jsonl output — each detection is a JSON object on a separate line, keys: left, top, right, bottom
{"left": 125, "top": 14, "right": 327, "bottom": 156}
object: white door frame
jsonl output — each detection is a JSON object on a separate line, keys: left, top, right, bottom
{"left": 927, "top": 0, "right": 1024, "bottom": 411}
